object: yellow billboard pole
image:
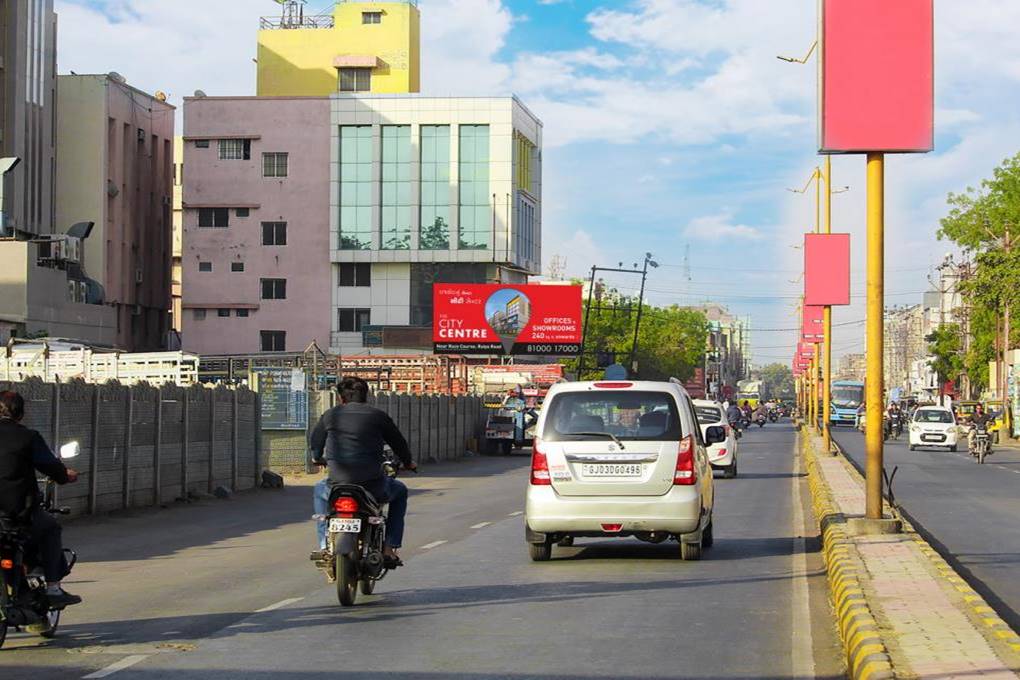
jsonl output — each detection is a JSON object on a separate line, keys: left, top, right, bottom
{"left": 865, "top": 153, "right": 885, "bottom": 520}
{"left": 822, "top": 156, "right": 834, "bottom": 452}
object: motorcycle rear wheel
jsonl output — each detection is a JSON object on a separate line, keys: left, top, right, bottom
{"left": 336, "top": 552, "right": 359, "bottom": 606}
{"left": 359, "top": 578, "right": 376, "bottom": 596}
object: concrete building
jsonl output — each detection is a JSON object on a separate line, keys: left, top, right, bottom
{"left": 884, "top": 304, "right": 926, "bottom": 395}
{"left": 691, "top": 303, "right": 750, "bottom": 399}
{"left": 180, "top": 94, "right": 542, "bottom": 356}
{"left": 55, "top": 74, "right": 175, "bottom": 351}
{"left": 170, "top": 136, "right": 183, "bottom": 347}
{"left": 257, "top": 0, "right": 420, "bottom": 97}
{"left": 837, "top": 353, "right": 866, "bottom": 382}
{"left": 0, "top": 0, "right": 57, "bottom": 237}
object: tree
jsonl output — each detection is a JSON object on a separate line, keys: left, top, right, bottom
{"left": 760, "top": 364, "right": 795, "bottom": 401}
{"left": 926, "top": 324, "right": 964, "bottom": 398}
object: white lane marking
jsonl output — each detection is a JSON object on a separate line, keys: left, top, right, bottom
{"left": 82, "top": 654, "right": 150, "bottom": 679}
{"left": 508, "top": 511, "right": 523, "bottom": 517}
{"left": 255, "top": 597, "right": 303, "bottom": 613}
{"left": 420, "top": 540, "right": 447, "bottom": 550}
{"left": 470, "top": 522, "right": 492, "bottom": 529}
{"left": 790, "top": 448, "right": 816, "bottom": 679}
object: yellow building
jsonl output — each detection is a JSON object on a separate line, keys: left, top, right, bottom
{"left": 257, "top": 1, "right": 420, "bottom": 96}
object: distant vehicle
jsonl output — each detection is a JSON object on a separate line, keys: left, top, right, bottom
{"left": 694, "top": 399, "right": 738, "bottom": 478}
{"left": 908, "top": 406, "right": 959, "bottom": 452}
{"left": 831, "top": 381, "right": 865, "bottom": 427}
{"left": 525, "top": 380, "right": 717, "bottom": 562}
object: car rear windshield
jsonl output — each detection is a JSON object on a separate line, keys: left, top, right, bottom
{"left": 914, "top": 410, "right": 954, "bottom": 424}
{"left": 695, "top": 406, "right": 722, "bottom": 425}
{"left": 542, "top": 390, "right": 682, "bottom": 442}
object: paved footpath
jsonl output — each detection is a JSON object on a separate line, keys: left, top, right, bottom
{"left": 813, "top": 445, "right": 1020, "bottom": 679}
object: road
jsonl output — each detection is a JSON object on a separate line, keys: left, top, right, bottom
{"left": 833, "top": 428, "right": 1020, "bottom": 629}
{"left": 3, "top": 423, "right": 842, "bottom": 680}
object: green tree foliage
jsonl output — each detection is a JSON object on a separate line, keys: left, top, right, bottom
{"left": 759, "top": 363, "right": 795, "bottom": 400}
{"left": 939, "top": 152, "right": 1020, "bottom": 250}
{"left": 926, "top": 324, "right": 964, "bottom": 390}
{"left": 565, "top": 296, "right": 708, "bottom": 381}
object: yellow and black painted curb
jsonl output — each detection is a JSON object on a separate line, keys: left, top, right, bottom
{"left": 801, "top": 434, "right": 896, "bottom": 680}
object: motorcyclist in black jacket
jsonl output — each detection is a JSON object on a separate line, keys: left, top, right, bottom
{"left": 309, "top": 378, "right": 417, "bottom": 567}
{"left": 0, "top": 390, "right": 81, "bottom": 608}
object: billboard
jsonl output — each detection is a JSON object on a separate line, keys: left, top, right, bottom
{"left": 805, "top": 233, "right": 851, "bottom": 306}
{"left": 802, "top": 305, "right": 825, "bottom": 342}
{"left": 820, "top": 0, "right": 934, "bottom": 154}
{"left": 433, "top": 284, "right": 582, "bottom": 355}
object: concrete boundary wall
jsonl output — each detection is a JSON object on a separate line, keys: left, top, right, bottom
{"left": 1, "top": 378, "right": 261, "bottom": 518}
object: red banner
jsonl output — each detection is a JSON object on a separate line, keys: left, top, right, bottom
{"left": 802, "top": 305, "right": 825, "bottom": 342}
{"left": 805, "top": 233, "right": 851, "bottom": 306}
{"left": 820, "top": 0, "right": 934, "bottom": 154}
{"left": 433, "top": 284, "right": 582, "bottom": 355}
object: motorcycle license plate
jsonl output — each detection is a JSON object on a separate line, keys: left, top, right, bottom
{"left": 328, "top": 518, "right": 362, "bottom": 533}
{"left": 581, "top": 463, "right": 641, "bottom": 478}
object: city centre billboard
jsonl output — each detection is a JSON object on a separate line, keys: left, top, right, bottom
{"left": 433, "top": 284, "right": 583, "bottom": 356}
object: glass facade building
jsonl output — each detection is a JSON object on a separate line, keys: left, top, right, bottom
{"left": 419, "top": 125, "right": 450, "bottom": 250}
{"left": 457, "top": 124, "right": 490, "bottom": 250}
{"left": 338, "top": 125, "right": 373, "bottom": 249}
{"left": 381, "top": 125, "right": 411, "bottom": 249}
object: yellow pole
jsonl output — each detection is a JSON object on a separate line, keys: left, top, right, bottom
{"left": 812, "top": 344, "right": 820, "bottom": 432}
{"left": 865, "top": 153, "right": 885, "bottom": 519}
{"left": 823, "top": 155, "right": 833, "bottom": 452}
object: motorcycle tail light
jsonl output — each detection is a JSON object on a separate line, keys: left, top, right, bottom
{"left": 0, "top": 559, "right": 12, "bottom": 569}
{"left": 333, "top": 497, "right": 359, "bottom": 514}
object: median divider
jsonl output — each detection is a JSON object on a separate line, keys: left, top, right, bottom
{"left": 803, "top": 428, "right": 1020, "bottom": 679}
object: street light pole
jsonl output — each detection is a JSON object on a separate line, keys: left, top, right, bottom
{"left": 628, "top": 253, "right": 657, "bottom": 376}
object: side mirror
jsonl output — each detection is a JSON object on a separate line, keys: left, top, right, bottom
{"left": 705, "top": 426, "right": 726, "bottom": 445}
{"left": 59, "top": 441, "right": 80, "bottom": 460}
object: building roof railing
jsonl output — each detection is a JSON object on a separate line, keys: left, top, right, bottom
{"left": 260, "top": 0, "right": 418, "bottom": 30}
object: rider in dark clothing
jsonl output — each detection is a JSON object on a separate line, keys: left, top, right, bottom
{"left": 309, "top": 378, "right": 416, "bottom": 566}
{"left": 0, "top": 391, "right": 81, "bottom": 608}
{"left": 725, "top": 403, "right": 743, "bottom": 426}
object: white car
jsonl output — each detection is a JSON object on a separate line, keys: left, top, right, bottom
{"left": 525, "top": 380, "right": 717, "bottom": 562}
{"left": 908, "top": 406, "right": 959, "bottom": 451}
{"left": 693, "top": 399, "right": 738, "bottom": 478}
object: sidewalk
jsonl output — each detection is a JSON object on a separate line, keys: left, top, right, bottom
{"left": 806, "top": 434, "right": 1020, "bottom": 679}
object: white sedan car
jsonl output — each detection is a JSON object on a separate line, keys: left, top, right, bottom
{"left": 693, "top": 399, "right": 738, "bottom": 478}
{"left": 908, "top": 406, "right": 959, "bottom": 451}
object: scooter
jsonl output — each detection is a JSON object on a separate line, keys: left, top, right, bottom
{"left": 0, "top": 442, "right": 80, "bottom": 649}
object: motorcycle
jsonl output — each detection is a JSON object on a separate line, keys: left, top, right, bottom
{"left": 767, "top": 409, "right": 778, "bottom": 423}
{"left": 882, "top": 413, "right": 903, "bottom": 441}
{"left": 971, "top": 427, "right": 991, "bottom": 464}
{"left": 0, "top": 442, "right": 80, "bottom": 649}
{"left": 728, "top": 419, "right": 743, "bottom": 440}
{"left": 755, "top": 414, "right": 766, "bottom": 428}
{"left": 312, "top": 454, "right": 415, "bottom": 606}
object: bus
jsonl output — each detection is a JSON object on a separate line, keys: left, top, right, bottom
{"left": 830, "top": 380, "right": 865, "bottom": 426}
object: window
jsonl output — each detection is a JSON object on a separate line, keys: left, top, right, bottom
{"left": 420, "top": 125, "right": 451, "bottom": 249}
{"left": 543, "top": 391, "right": 681, "bottom": 442}
{"left": 362, "top": 11, "right": 382, "bottom": 24}
{"left": 458, "top": 125, "right": 491, "bottom": 250}
{"left": 381, "top": 126, "right": 411, "bottom": 250}
{"left": 236, "top": 309, "right": 249, "bottom": 318}
{"left": 218, "top": 138, "right": 251, "bottom": 160}
{"left": 193, "top": 309, "right": 207, "bottom": 320}
{"left": 231, "top": 262, "right": 245, "bottom": 272}
{"left": 516, "top": 192, "right": 536, "bottom": 264}
{"left": 339, "top": 68, "right": 371, "bottom": 93}
{"left": 338, "top": 263, "right": 371, "bottom": 287}
{"left": 262, "top": 221, "right": 287, "bottom": 246}
{"left": 194, "top": 139, "right": 209, "bottom": 149}
{"left": 261, "top": 278, "right": 287, "bottom": 300}
{"left": 260, "top": 331, "right": 286, "bottom": 352}
{"left": 198, "top": 261, "right": 212, "bottom": 272}
{"left": 263, "top": 152, "right": 288, "bottom": 178}
{"left": 338, "top": 308, "right": 371, "bottom": 333}
{"left": 338, "top": 126, "right": 373, "bottom": 249}
{"left": 217, "top": 309, "right": 231, "bottom": 318}
{"left": 235, "top": 207, "right": 250, "bottom": 217}
{"left": 198, "top": 208, "right": 229, "bottom": 228}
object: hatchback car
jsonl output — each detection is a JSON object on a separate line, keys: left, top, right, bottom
{"left": 525, "top": 380, "right": 718, "bottom": 562}
{"left": 693, "top": 399, "right": 738, "bottom": 478}
{"left": 908, "top": 406, "right": 959, "bottom": 451}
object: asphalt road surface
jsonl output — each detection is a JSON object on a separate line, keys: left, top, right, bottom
{"left": 3, "top": 423, "right": 842, "bottom": 680}
{"left": 833, "top": 427, "right": 1020, "bottom": 630}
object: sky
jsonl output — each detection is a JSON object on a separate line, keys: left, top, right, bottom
{"left": 54, "top": 0, "right": 1020, "bottom": 366}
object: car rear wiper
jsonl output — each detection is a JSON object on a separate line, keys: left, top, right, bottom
{"left": 568, "top": 431, "right": 626, "bottom": 450}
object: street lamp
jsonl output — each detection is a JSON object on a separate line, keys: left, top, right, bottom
{"left": 0, "top": 157, "right": 21, "bottom": 237}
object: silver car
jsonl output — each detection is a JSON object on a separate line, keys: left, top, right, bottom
{"left": 525, "top": 380, "right": 718, "bottom": 562}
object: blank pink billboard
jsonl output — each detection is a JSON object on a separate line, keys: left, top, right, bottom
{"left": 805, "top": 233, "right": 851, "bottom": 306}
{"left": 820, "top": 0, "right": 934, "bottom": 154}
{"left": 802, "top": 305, "right": 825, "bottom": 342}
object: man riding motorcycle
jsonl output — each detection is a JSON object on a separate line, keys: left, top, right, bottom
{"left": 0, "top": 391, "right": 81, "bottom": 608}
{"left": 309, "top": 378, "right": 416, "bottom": 568}
{"left": 968, "top": 404, "right": 993, "bottom": 455}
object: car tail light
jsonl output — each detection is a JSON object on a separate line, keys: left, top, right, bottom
{"left": 674, "top": 435, "right": 697, "bottom": 485}
{"left": 530, "top": 441, "right": 551, "bottom": 485}
{"left": 716, "top": 448, "right": 727, "bottom": 458}
{"left": 333, "top": 497, "right": 359, "bottom": 518}
{"left": 0, "top": 559, "right": 12, "bottom": 570}
{"left": 594, "top": 382, "right": 633, "bottom": 389}
{"left": 601, "top": 523, "right": 623, "bottom": 532}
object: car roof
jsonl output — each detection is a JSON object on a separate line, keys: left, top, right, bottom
{"left": 548, "top": 380, "right": 688, "bottom": 396}
{"left": 693, "top": 399, "right": 723, "bottom": 408}
{"left": 916, "top": 406, "right": 951, "bottom": 412}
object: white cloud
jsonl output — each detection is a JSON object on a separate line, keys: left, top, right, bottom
{"left": 684, "top": 210, "right": 764, "bottom": 241}
{"left": 542, "top": 229, "right": 606, "bottom": 280}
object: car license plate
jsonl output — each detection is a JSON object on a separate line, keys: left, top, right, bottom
{"left": 581, "top": 463, "right": 642, "bottom": 478}
{"left": 328, "top": 518, "right": 362, "bottom": 533}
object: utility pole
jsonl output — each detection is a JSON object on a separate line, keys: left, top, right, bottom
{"left": 577, "top": 266, "right": 597, "bottom": 379}
{"left": 628, "top": 253, "right": 659, "bottom": 375}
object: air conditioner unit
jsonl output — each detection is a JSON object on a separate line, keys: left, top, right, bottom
{"left": 67, "top": 280, "right": 77, "bottom": 302}
{"left": 135, "top": 268, "right": 143, "bottom": 284}
{"left": 77, "top": 281, "right": 88, "bottom": 303}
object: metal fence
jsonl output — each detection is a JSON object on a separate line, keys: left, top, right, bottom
{"left": 1, "top": 378, "right": 260, "bottom": 517}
